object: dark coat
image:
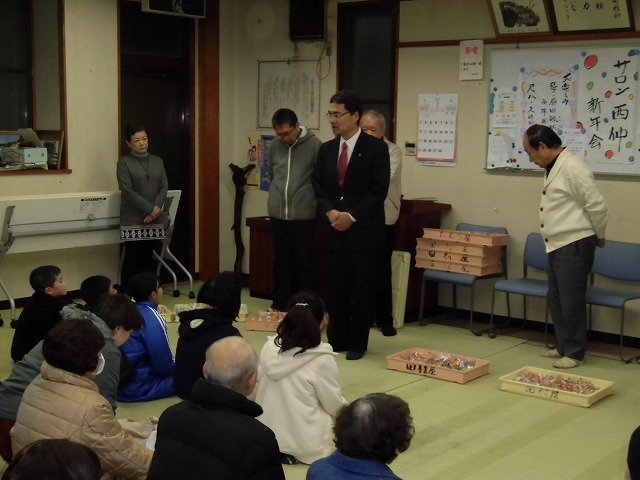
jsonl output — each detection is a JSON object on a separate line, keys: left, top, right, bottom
{"left": 147, "top": 379, "right": 285, "bottom": 480}
{"left": 10, "top": 292, "right": 67, "bottom": 362}
{"left": 173, "top": 307, "right": 241, "bottom": 399}
{"left": 312, "top": 132, "right": 390, "bottom": 252}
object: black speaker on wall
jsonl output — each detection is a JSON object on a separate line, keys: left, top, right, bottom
{"left": 290, "top": 0, "right": 325, "bottom": 41}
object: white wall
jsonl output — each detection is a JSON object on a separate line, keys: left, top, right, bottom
{"left": 220, "top": 0, "right": 640, "bottom": 337}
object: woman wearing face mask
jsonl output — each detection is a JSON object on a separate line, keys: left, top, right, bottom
{"left": 10, "top": 319, "right": 152, "bottom": 480}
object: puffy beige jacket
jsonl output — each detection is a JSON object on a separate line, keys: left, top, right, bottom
{"left": 11, "top": 362, "right": 152, "bottom": 480}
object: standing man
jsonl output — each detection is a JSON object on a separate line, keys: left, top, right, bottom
{"left": 148, "top": 336, "right": 285, "bottom": 480}
{"left": 523, "top": 124, "right": 608, "bottom": 369}
{"left": 361, "top": 110, "right": 402, "bottom": 337}
{"left": 312, "top": 91, "right": 390, "bottom": 360}
{"left": 267, "top": 108, "right": 322, "bottom": 311}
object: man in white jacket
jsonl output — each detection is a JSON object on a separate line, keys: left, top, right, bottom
{"left": 523, "top": 124, "right": 608, "bottom": 369}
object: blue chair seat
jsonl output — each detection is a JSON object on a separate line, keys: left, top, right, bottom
{"left": 494, "top": 278, "right": 548, "bottom": 297}
{"left": 423, "top": 270, "right": 476, "bottom": 287}
{"left": 586, "top": 287, "right": 640, "bottom": 310}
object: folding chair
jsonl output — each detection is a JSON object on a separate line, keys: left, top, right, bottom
{"left": 418, "top": 222, "right": 508, "bottom": 336}
{"left": 585, "top": 240, "right": 640, "bottom": 363}
{"left": 489, "top": 232, "right": 548, "bottom": 339}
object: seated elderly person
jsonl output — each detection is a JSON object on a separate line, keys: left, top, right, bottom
{"left": 306, "top": 393, "right": 414, "bottom": 480}
{"left": 10, "top": 318, "right": 152, "bottom": 480}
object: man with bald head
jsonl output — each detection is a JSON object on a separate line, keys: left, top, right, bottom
{"left": 148, "top": 337, "right": 284, "bottom": 479}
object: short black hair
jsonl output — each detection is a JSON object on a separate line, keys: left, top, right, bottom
{"left": 330, "top": 90, "right": 363, "bottom": 120}
{"left": 124, "top": 123, "right": 146, "bottom": 142}
{"left": 80, "top": 275, "right": 112, "bottom": 310}
{"left": 29, "top": 265, "right": 60, "bottom": 294}
{"left": 125, "top": 271, "right": 159, "bottom": 302}
{"left": 334, "top": 393, "right": 414, "bottom": 464}
{"left": 525, "top": 124, "right": 562, "bottom": 149}
{"left": 3, "top": 439, "right": 102, "bottom": 480}
{"left": 197, "top": 271, "right": 243, "bottom": 319}
{"left": 271, "top": 108, "right": 298, "bottom": 129}
{"left": 92, "top": 293, "right": 144, "bottom": 331}
{"left": 43, "top": 319, "right": 105, "bottom": 375}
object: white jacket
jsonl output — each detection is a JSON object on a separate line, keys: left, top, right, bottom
{"left": 255, "top": 338, "right": 347, "bottom": 464}
{"left": 539, "top": 148, "right": 608, "bottom": 253}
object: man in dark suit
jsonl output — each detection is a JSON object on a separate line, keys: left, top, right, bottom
{"left": 312, "top": 90, "right": 390, "bottom": 360}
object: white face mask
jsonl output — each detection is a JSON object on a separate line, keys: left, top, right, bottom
{"left": 93, "top": 353, "right": 105, "bottom": 376}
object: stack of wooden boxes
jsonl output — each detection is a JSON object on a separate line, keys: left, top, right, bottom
{"left": 415, "top": 228, "right": 508, "bottom": 275}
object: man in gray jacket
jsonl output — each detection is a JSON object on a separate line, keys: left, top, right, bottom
{"left": 267, "top": 108, "right": 322, "bottom": 311}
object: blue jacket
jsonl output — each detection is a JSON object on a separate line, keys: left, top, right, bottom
{"left": 306, "top": 451, "right": 402, "bottom": 480}
{"left": 117, "top": 300, "right": 174, "bottom": 402}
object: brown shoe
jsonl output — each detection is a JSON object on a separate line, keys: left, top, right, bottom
{"left": 553, "top": 356, "right": 583, "bottom": 369}
{"left": 539, "top": 348, "right": 562, "bottom": 358}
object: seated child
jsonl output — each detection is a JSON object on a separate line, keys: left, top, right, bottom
{"left": 118, "top": 272, "right": 175, "bottom": 402}
{"left": 10, "top": 265, "right": 69, "bottom": 362}
{"left": 256, "top": 291, "right": 348, "bottom": 465}
{"left": 173, "top": 271, "right": 243, "bottom": 399}
{"left": 306, "top": 393, "right": 415, "bottom": 480}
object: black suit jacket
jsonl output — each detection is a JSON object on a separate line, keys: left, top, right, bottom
{"left": 312, "top": 131, "right": 390, "bottom": 251}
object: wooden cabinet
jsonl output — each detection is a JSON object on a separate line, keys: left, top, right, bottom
{"left": 395, "top": 200, "right": 451, "bottom": 319}
{"left": 246, "top": 199, "right": 451, "bottom": 319}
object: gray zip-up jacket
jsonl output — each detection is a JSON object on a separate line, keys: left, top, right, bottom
{"left": 267, "top": 126, "right": 321, "bottom": 220}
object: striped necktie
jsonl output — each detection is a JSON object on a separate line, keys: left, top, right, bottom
{"left": 337, "top": 142, "right": 348, "bottom": 186}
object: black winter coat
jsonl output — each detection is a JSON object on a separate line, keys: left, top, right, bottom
{"left": 147, "top": 379, "right": 285, "bottom": 480}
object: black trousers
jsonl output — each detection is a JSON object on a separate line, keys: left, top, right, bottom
{"left": 326, "top": 246, "right": 379, "bottom": 352}
{"left": 270, "top": 218, "right": 316, "bottom": 311}
{"left": 374, "top": 223, "right": 396, "bottom": 329}
{"left": 121, "top": 240, "right": 159, "bottom": 289}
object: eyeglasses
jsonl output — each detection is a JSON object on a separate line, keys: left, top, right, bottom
{"left": 275, "top": 127, "right": 295, "bottom": 138}
{"left": 325, "top": 111, "right": 350, "bottom": 119}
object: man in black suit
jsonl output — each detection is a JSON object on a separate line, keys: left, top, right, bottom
{"left": 312, "top": 90, "right": 390, "bottom": 360}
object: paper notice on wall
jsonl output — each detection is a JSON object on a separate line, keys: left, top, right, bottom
{"left": 459, "top": 40, "right": 483, "bottom": 81}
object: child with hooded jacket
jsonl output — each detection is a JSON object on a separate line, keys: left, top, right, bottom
{"left": 255, "top": 291, "right": 347, "bottom": 465}
{"left": 173, "top": 271, "right": 243, "bottom": 399}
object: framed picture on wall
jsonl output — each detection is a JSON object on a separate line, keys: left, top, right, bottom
{"left": 487, "top": 0, "right": 553, "bottom": 36}
{"left": 549, "top": 0, "right": 635, "bottom": 34}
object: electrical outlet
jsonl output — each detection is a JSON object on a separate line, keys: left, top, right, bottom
{"left": 326, "top": 41, "right": 332, "bottom": 57}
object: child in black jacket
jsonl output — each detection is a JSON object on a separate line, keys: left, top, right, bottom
{"left": 10, "top": 265, "right": 69, "bottom": 362}
{"left": 173, "top": 271, "right": 243, "bottom": 399}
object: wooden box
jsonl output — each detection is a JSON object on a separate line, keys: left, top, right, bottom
{"left": 386, "top": 347, "right": 490, "bottom": 384}
{"left": 499, "top": 366, "right": 614, "bottom": 407}
{"left": 416, "top": 237, "right": 502, "bottom": 257}
{"left": 244, "top": 311, "right": 286, "bottom": 332}
{"left": 415, "top": 257, "right": 502, "bottom": 276}
{"left": 422, "top": 228, "right": 508, "bottom": 246}
{"left": 416, "top": 244, "right": 501, "bottom": 267}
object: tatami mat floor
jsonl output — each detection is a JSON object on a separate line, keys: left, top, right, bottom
{"left": 1, "top": 281, "right": 638, "bottom": 479}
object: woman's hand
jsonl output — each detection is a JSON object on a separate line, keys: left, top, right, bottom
{"left": 143, "top": 206, "right": 162, "bottom": 224}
